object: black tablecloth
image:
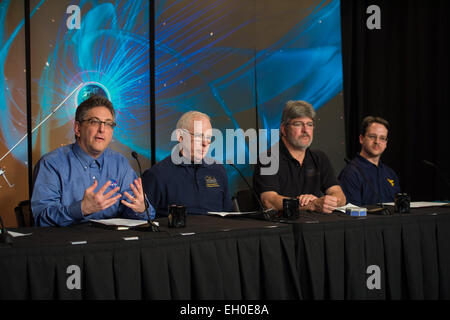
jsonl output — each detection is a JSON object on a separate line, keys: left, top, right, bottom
{"left": 1, "top": 206, "right": 449, "bottom": 300}
{"left": 291, "top": 206, "right": 450, "bottom": 299}
{"left": 0, "top": 215, "right": 301, "bottom": 300}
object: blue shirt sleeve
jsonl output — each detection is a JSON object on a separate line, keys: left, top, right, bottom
{"left": 338, "top": 166, "right": 363, "bottom": 206}
{"left": 31, "top": 157, "right": 85, "bottom": 227}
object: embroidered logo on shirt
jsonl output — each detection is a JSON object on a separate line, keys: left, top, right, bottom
{"left": 205, "top": 176, "right": 220, "bottom": 188}
{"left": 387, "top": 178, "right": 394, "bottom": 187}
{"left": 305, "top": 167, "right": 316, "bottom": 177}
{"left": 110, "top": 179, "right": 119, "bottom": 188}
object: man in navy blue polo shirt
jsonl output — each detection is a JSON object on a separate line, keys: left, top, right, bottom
{"left": 338, "top": 116, "right": 401, "bottom": 206}
{"left": 142, "top": 111, "right": 233, "bottom": 216}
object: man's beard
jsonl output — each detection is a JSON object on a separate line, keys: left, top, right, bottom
{"left": 286, "top": 133, "right": 312, "bottom": 150}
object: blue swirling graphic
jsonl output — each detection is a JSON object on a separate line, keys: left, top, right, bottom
{"left": 155, "top": 0, "right": 343, "bottom": 185}
{"left": 37, "top": 0, "right": 150, "bottom": 158}
{"left": 1, "top": 0, "right": 342, "bottom": 193}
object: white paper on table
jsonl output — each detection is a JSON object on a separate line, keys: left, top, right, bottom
{"left": 90, "top": 218, "right": 158, "bottom": 227}
{"left": 383, "top": 201, "right": 449, "bottom": 208}
{"left": 0, "top": 230, "right": 33, "bottom": 237}
{"left": 208, "top": 211, "right": 258, "bottom": 217}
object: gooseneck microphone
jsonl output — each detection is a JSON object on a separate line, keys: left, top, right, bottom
{"left": 344, "top": 157, "right": 392, "bottom": 215}
{"left": 226, "top": 161, "right": 277, "bottom": 221}
{"left": 0, "top": 216, "right": 13, "bottom": 245}
{"left": 422, "top": 160, "right": 450, "bottom": 200}
{"left": 131, "top": 151, "right": 159, "bottom": 232}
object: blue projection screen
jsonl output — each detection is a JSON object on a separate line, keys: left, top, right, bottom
{"left": 155, "top": 0, "right": 345, "bottom": 194}
{"left": 0, "top": 0, "right": 344, "bottom": 226}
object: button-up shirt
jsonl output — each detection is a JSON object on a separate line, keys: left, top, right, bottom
{"left": 31, "top": 143, "right": 155, "bottom": 226}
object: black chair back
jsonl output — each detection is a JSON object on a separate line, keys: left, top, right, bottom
{"left": 15, "top": 200, "right": 33, "bottom": 227}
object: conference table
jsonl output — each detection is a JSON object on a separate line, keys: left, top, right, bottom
{"left": 0, "top": 215, "right": 300, "bottom": 300}
{"left": 0, "top": 205, "right": 449, "bottom": 300}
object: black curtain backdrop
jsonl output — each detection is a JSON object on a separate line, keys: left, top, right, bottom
{"left": 341, "top": 0, "right": 450, "bottom": 202}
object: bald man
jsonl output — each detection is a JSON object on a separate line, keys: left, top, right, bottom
{"left": 142, "top": 111, "right": 233, "bottom": 216}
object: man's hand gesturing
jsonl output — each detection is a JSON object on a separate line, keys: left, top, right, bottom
{"left": 81, "top": 180, "right": 122, "bottom": 216}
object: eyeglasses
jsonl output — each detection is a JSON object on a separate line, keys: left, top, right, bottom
{"left": 365, "top": 134, "right": 388, "bottom": 143}
{"left": 288, "top": 121, "right": 314, "bottom": 129}
{"left": 82, "top": 117, "right": 116, "bottom": 130}
{"left": 183, "top": 130, "right": 215, "bottom": 143}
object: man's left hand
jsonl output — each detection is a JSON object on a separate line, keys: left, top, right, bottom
{"left": 121, "top": 178, "right": 146, "bottom": 213}
{"left": 297, "top": 194, "right": 318, "bottom": 207}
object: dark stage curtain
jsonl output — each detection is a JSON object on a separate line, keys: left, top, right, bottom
{"left": 341, "top": 0, "right": 450, "bottom": 201}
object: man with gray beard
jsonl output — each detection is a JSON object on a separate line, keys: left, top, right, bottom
{"left": 253, "top": 100, "right": 346, "bottom": 214}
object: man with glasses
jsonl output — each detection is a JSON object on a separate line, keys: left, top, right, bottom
{"left": 142, "top": 111, "right": 233, "bottom": 216}
{"left": 253, "top": 100, "right": 346, "bottom": 213}
{"left": 31, "top": 95, "right": 155, "bottom": 226}
{"left": 338, "top": 116, "right": 400, "bottom": 205}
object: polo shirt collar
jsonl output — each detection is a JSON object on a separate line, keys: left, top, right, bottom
{"left": 279, "top": 138, "right": 310, "bottom": 162}
{"left": 73, "top": 142, "right": 105, "bottom": 170}
{"left": 174, "top": 151, "right": 209, "bottom": 167}
{"left": 356, "top": 153, "right": 384, "bottom": 169}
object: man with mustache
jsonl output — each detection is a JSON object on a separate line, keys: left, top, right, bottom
{"left": 31, "top": 95, "right": 155, "bottom": 226}
{"left": 253, "top": 100, "right": 346, "bottom": 213}
{"left": 142, "top": 111, "right": 233, "bottom": 216}
{"left": 338, "top": 116, "right": 400, "bottom": 205}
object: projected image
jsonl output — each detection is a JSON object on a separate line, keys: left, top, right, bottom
{"left": 31, "top": 0, "right": 151, "bottom": 162}
{"left": 155, "top": 0, "right": 343, "bottom": 193}
{"left": 0, "top": 0, "right": 29, "bottom": 227}
{"left": 0, "top": 0, "right": 28, "bottom": 164}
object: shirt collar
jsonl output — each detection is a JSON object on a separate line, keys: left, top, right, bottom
{"left": 279, "top": 138, "right": 309, "bottom": 162}
{"left": 356, "top": 153, "right": 384, "bottom": 168}
{"left": 73, "top": 142, "right": 105, "bottom": 170}
{"left": 174, "top": 150, "right": 211, "bottom": 167}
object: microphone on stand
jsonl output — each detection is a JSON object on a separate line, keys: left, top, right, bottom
{"left": 131, "top": 151, "right": 159, "bottom": 232}
{"left": 226, "top": 161, "right": 277, "bottom": 221}
{"left": 344, "top": 157, "right": 392, "bottom": 215}
{"left": 422, "top": 160, "right": 450, "bottom": 200}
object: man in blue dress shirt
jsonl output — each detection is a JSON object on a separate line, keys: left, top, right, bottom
{"left": 31, "top": 95, "right": 155, "bottom": 226}
{"left": 338, "top": 116, "right": 401, "bottom": 206}
{"left": 142, "top": 111, "right": 233, "bottom": 216}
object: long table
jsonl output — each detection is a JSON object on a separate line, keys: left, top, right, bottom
{"left": 0, "top": 215, "right": 301, "bottom": 300}
{"left": 1, "top": 206, "right": 449, "bottom": 300}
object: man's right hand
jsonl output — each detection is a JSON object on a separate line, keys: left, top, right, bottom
{"left": 309, "top": 195, "right": 338, "bottom": 214}
{"left": 81, "top": 180, "right": 122, "bottom": 216}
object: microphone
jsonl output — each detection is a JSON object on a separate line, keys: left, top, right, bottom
{"left": 226, "top": 161, "right": 277, "bottom": 221}
{"left": 0, "top": 215, "right": 13, "bottom": 245}
{"left": 344, "top": 157, "right": 392, "bottom": 215}
{"left": 131, "top": 151, "right": 159, "bottom": 232}
{"left": 422, "top": 160, "right": 450, "bottom": 199}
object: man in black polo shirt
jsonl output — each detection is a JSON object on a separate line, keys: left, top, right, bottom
{"left": 142, "top": 111, "right": 233, "bottom": 216}
{"left": 253, "top": 100, "right": 346, "bottom": 213}
{"left": 338, "top": 116, "right": 400, "bottom": 205}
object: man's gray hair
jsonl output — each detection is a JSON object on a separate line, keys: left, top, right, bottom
{"left": 176, "top": 110, "right": 211, "bottom": 130}
{"left": 281, "top": 100, "right": 316, "bottom": 126}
